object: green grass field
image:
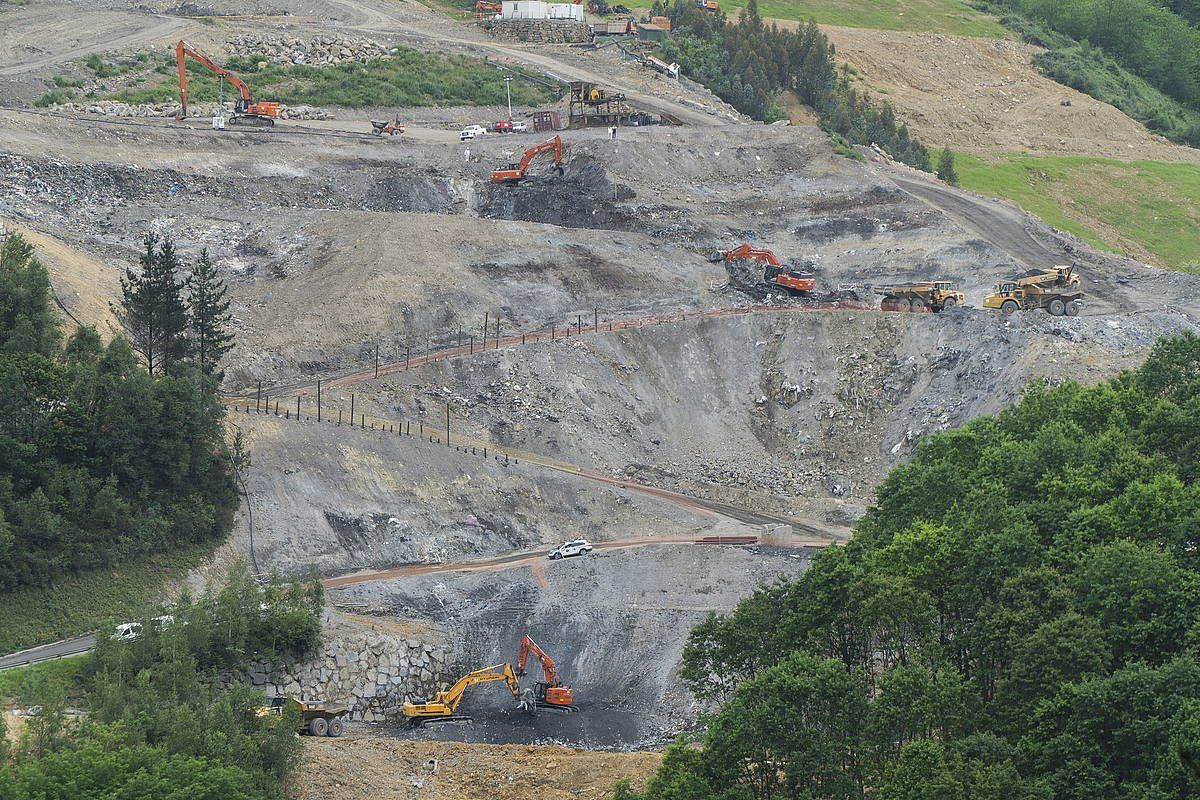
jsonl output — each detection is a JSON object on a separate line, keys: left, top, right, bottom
{"left": 106, "top": 47, "right": 560, "bottom": 108}
{"left": 0, "top": 656, "right": 87, "bottom": 703}
{"left": 0, "top": 544, "right": 214, "bottom": 655}
{"left": 715, "top": 0, "right": 1006, "bottom": 36}
{"left": 955, "top": 152, "right": 1200, "bottom": 272}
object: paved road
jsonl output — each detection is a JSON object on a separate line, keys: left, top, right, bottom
{"left": 0, "top": 633, "right": 96, "bottom": 671}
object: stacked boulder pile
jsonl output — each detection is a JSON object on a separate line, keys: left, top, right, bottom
{"left": 488, "top": 20, "right": 590, "bottom": 43}
{"left": 58, "top": 100, "right": 334, "bottom": 120}
{"left": 240, "top": 629, "right": 453, "bottom": 722}
{"left": 228, "top": 33, "right": 394, "bottom": 66}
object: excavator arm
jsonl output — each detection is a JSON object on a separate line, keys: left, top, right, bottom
{"left": 491, "top": 135, "right": 566, "bottom": 184}
{"left": 721, "top": 243, "right": 782, "bottom": 267}
{"left": 516, "top": 635, "right": 559, "bottom": 686}
{"left": 175, "top": 40, "right": 278, "bottom": 123}
{"left": 403, "top": 663, "right": 521, "bottom": 720}
{"left": 515, "top": 635, "right": 575, "bottom": 709}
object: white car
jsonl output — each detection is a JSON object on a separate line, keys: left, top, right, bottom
{"left": 548, "top": 539, "right": 593, "bottom": 560}
{"left": 113, "top": 622, "right": 143, "bottom": 641}
{"left": 511, "top": 120, "right": 529, "bottom": 133}
{"left": 460, "top": 125, "right": 487, "bottom": 141}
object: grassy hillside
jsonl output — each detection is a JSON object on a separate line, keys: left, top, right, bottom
{"left": 97, "top": 48, "right": 559, "bottom": 108}
{"left": 0, "top": 544, "right": 213, "bottom": 654}
{"left": 720, "top": 0, "right": 1006, "bottom": 36}
{"left": 954, "top": 153, "right": 1200, "bottom": 272}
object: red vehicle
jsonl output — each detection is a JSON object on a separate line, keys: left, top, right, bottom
{"left": 490, "top": 119, "right": 514, "bottom": 133}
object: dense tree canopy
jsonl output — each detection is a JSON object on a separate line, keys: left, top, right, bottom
{"left": 0, "top": 233, "right": 237, "bottom": 590}
{"left": 994, "top": 0, "right": 1200, "bottom": 111}
{"left": 0, "top": 569, "right": 322, "bottom": 799}
{"left": 622, "top": 332, "right": 1200, "bottom": 799}
{"left": 660, "top": 2, "right": 931, "bottom": 169}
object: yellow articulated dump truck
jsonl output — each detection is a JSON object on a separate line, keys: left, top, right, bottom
{"left": 876, "top": 280, "right": 965, "bottom": 312}
{"left": 983, "top": 265, "right": 1083, "bottom": 316}
{"left": 256, "top": 696, "right": 350, "bottom": 737}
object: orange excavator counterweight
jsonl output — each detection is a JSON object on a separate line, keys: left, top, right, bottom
{"left": 491, "top": 135, "right": 566, "bottom": 184}
{"left": 516, "top": 635, "right": 575, "bottom": 710}
{"left": 176, "top": 40, "right": 279, "bottom": 126}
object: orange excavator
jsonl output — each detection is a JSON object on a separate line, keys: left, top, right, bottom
{"left": 475, "top": 0, "right": 501, "bottom": 17}
{"left": 491, "top": 135, "right": 566, "bottom": 184}
{"left": 516, "top": 635, "right": 576, "bottom": 711}
{"left": 714, "top": 243, "right": 815, "bottom": 294}
{"left": 175, "top": 39, "right": 280, "bottom": 126}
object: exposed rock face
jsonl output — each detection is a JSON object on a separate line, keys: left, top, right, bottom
{"left": 240, "top": 630, "right": 452, "bottom": 722}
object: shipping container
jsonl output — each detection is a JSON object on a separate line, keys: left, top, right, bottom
{"left": 532, "top": 111, "right": 562, "bottom": 132}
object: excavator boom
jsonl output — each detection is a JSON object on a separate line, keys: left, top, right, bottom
{"left": 721, "top": 243, "right": 782, "bottom": 267}
{"left": 175, "top": 40, "right": 279, "bottom": 123}
{"left": 491, "top": 135, "right": 565, "bottom": 184}
{"left": 515, "top": 635, "right": 574, "bottom": 709}
{"left": 403, "top": 663, "right": 522, "bottom": 722}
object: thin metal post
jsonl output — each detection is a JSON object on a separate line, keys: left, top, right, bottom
{"left": 316, "top": 379, "right": 322, "bottom": 423}
{"left": 470, "top": 335, "right": 474, "bottom": 354}
{"left": 483, "top": 312, "right": 489, "bottom": 343}
{"left": 445, "top": 403, "right": 451, "bottom": 446}
{"left": 374, "top": 345, "right": 380, "bottom": 378}
{"left": 338, "top": 409, "right": 342, "bottom": 425}
{"left": 256, "top": 381, "right": 262, "bottom": 412}
{"left": 494, "top": 318, "right": 500, "bottom": 349}
{"left": 295, "top": 395, "right": 300, "bottom": 419}
{"left": 350, "top": 394, "right": 355, "bottom": 424}
{"left": 406, "top": 345, "right": 411, "bottom": 370}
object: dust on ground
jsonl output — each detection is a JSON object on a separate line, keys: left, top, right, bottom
{"left": 293, "top": 735, "right": 661, "bottom": 800}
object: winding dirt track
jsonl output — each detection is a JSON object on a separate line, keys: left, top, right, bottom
{"left": 320, "top": 533, "right": 829, "bottom": 589}
{"left": 890, "top": 175, "right": 1065, "bottom": 267}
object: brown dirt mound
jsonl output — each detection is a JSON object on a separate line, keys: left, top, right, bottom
{"left": 292, "top": 736, "right": 661, "bottom": 800}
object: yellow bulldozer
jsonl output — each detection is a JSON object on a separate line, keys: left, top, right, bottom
{"left": 983, "top": 265, "right": 1083, "bottom": 316}
{"left": 403, "top": 662, "right": 529, "bottom": 726}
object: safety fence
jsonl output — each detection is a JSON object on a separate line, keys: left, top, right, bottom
{"left": 231, "top": 298, "right": 877, "bottom": 402}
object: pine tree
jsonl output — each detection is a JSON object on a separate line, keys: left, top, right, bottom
{"left": 0, "top": 232, "right": 61, "bottom": 357}
{"left": 119, "top": 233, "right": 190, "bottom": 374}
{"left": 186, "top": 249, "right": 235, "bottom": 378}
{"left": 746, "top": 0, "right": 760, "bottom": 24}
{"left": 936, "top": 147, "right": 959, "bottom": 185}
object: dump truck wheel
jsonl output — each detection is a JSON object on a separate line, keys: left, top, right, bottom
{"left": 1048, "top": 298, "right": 1066, "bottom": 316}
{"left": 309, "top": 717, "right": 328, "bottom": 737}
{"left": 1066, "top": 300, "right": 1082, "bottom": 317}
{"left": 327, "top": 717, "right": 344, "bottom": 737}
{"left": 1001, "top": 300, "right": 1019, "bottom": 314}
{"left": 942, "top": 297, "right": 957, "bottom": 309}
